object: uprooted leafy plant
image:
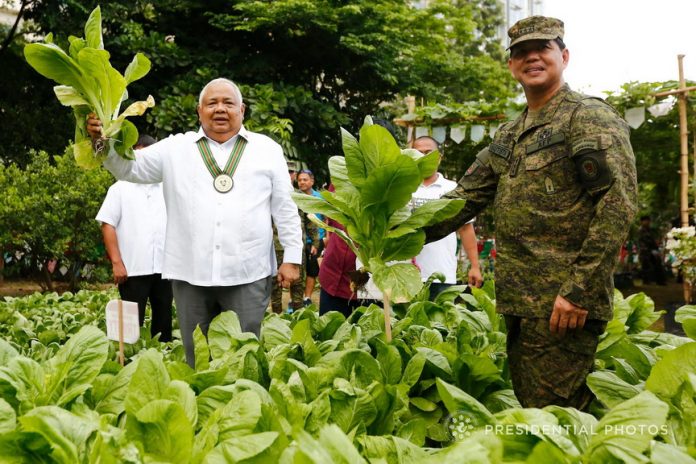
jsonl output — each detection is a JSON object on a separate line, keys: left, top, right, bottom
{"left": 23, "top": 6, "right": 154, "bottom": 169}
{"left": 292, "top": 117, "right": 465, "bottom": 311}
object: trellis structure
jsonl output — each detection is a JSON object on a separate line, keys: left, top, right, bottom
{"left": 651, "top": 55, "right": 696, "bottom": 302}
{"left": 393, "top": 96, "right": 508, "bottom": 146}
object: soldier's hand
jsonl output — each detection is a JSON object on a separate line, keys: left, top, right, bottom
{"left": 310, "top": 245, "right": 318, "bottom": 256}
{"left": 550, "top": 295, "right": 588, "bottom": 336}
{"left": 112, "top": 261, "right": 128, "bottom": 285}
{"left": 86, "top": 113, "right": 104, "bottom": 141}
{"left": 277, "top": 263, "right": 300, "bottom": 288}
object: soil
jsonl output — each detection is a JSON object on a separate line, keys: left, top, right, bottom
{"left": 0, "top": 279, "right": 111, "bottom": 298}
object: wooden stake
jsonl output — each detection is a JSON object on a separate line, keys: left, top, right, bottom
{"left": 383, "top": 289, "right": 392, "bottom": 342}
{"left": 405, "top": 96, "right": 416, "bottom": 145}
{"left": 118, "top": 299, "right": 125, "bottom": 366}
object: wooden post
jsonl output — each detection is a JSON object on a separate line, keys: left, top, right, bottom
{"left": 404, "top": 96, "right": 416, "bottom": 145}
{"left": 383, "top": 289, "right": 392, "bottom": 342}
{"left": 117, "top": 299, "right": 125, "bottom": 366}
{"left": 678, "top": 55, "right": 690, "bottom": 228}
{"left": 678, "top": 56, "right": 691, "bottom": 303}
{"left": 652, "top": 56, "right": 694, "bottom": 303}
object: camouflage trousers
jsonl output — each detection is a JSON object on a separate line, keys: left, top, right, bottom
{"left": 505, "top": 315, "right": 606, "bottom": 410}
{"left": 270, "top": 248, "right": 305, "bottom": 314}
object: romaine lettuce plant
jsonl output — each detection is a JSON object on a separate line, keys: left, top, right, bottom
{"left": 23, "top": 6, "right": 154, "bottom": 169}
{"left": 292, "top": 117, "right": 465, "bottom": 307}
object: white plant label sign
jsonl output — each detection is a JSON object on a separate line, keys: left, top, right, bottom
{"left": 105, "top": 299, "right": 140, "bottom": 344}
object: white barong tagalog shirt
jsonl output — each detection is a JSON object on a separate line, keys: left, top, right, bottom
{"left": 103, "top": 126, "right": 303, "bottom": 286}
{"left": 95, "top": 181, "right": 167, "bottom": 277}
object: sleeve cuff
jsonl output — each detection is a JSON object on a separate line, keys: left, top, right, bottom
{"left": 559, "top": 280, "right": 586, "bottom": 308}
{"left": 282, "top": 247, "right": 303, "bottom": 264}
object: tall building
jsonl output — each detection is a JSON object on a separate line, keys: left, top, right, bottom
{"left": 500, "top": 0, "right": 545, "bottom": 47}
{"left": 0, "top": 1, "right": 21, "bottom": 28}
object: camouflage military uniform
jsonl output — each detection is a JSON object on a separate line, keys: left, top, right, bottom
{"left": 270, "top": 204, "right": 319, "bottom": 313}
{"left": 428, "top": 84, "right": 637, "bottom": 408}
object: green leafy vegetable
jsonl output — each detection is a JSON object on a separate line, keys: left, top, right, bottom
{"left": 23, "top": 6, "right": 154, "bottom": 169}
{"left": 293, "top": 116, "right": 464, "bottom": 304}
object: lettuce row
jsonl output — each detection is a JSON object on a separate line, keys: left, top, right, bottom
{"left": 0, "top": 287, "right": 693, "bottom": 462}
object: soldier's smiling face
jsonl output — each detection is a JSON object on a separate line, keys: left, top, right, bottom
{"left": 508, "top": 39, "right": 568, "bottom": 94}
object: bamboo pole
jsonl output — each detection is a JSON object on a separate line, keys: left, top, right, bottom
{"left": 653, "top": 85, "right": 696, "bottom": 97}
{"left": 677, "top": 55, "right": 692, "bottom": 303}
{"left": 404, "top": 96, "right": 416, "bottom": 145}
{"left": 678, "top": 55, "right": 689, "bottom": 228}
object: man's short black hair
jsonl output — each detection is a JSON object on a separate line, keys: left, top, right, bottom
{"left": 640, "top": 215, "right": 651, "bottom": 222}
{"left": 136, "top": 134, "right": 157, "bottom": 148}
{"left": 413, "top": 135, "right": 442, "bottom": 155}
{"left": 372, "top": 117, "right": 399, "bottom": 140}
{"left": 509, "top": 37, "right": 566, "bottom": 58}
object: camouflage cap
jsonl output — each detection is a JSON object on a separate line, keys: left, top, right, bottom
{"left": 507, "top": 16, "right": 564, "bottom": 50}
{"left": 287, "top": 160, "right": 299, "bottom": 171}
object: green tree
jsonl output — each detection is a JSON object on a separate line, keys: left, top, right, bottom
{"left": 0, "top": 28, "right": 73, "bottom": 166}
{"left": 605, "top": 81, "right": 696, "bottom": 226}
{"left": 0, "top": 151, "right": 112, "bottom": 290}
{"left": 7, "top": 0, "right": 514, "bottom": 179}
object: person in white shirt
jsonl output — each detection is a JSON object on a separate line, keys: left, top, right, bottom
{"left": 411, "top": 136, "right": 483, "bottom": 298}
{"left": 87, "top": 78, "right": 302, "bottom": 366}
{"left": 96, "top": 135, "right": 172, "bottom": 341}
{"left": 357, "top": 136, "right": 484, "bottom": 303}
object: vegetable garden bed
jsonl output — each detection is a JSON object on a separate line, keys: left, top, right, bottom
{"left": 0, "top": 285, "right": 694, "bottom": 463}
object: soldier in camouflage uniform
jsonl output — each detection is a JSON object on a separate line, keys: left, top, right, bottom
{"left": 270, "top": 199, "right": 320, "bottom": 313}
{"left": 426, "top": 16, "right": 637, "bottom": 409}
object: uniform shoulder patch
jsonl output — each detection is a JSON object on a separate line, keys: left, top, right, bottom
{"left": 476, "top": 147, "right": 492, "bottom": 164}
{"left": 580, "top": 157, "right": 600, "bottom": 180}
{"left": 465, "top": 160, "right": 480, "bottom": 176}
{"left": 574, "top": 151, "right": 613, "bottom": 195}
{"left": 572, "top": 134, "right": 612, "bottom": 156}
